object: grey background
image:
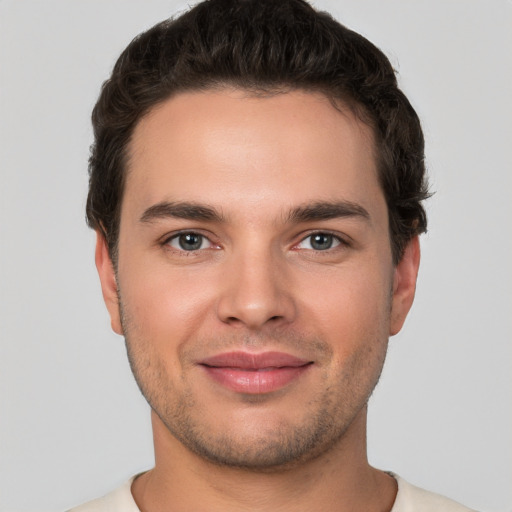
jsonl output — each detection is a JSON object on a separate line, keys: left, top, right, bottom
{"left": 1, "top": 1, "right": 511, "bottom": 511}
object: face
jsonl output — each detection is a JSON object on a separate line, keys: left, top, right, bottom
{"left": 97, "top": 89, "right": 419, "bottom": 470}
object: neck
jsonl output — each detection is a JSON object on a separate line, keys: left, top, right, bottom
{"left": 132, "top": 408, "right": 397, "bottom": 512}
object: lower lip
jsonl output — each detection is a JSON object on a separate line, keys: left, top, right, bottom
{"left": 201, "top": 365, "right": 311, "bottom": 394}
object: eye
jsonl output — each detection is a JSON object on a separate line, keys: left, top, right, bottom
{"left": 167, "top": 232, "right": 211, "bottom": 251}
{"left": 297, "top": 233, "right": 342, "bottom": 251}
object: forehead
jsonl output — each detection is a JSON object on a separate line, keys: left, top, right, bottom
{"left": 124, "top": 89, "right": 384, "bottom": 224}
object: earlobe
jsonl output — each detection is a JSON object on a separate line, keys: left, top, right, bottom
{"left": 95, "top": 231, "right": 123, "bottom": 335}
{"left": 390, "top": 236, "right": 421, "bottom": 336}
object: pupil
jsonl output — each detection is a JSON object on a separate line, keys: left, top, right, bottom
{"left": 179, "top": 233, "right": 202, "bottom": 250}
{"left": 311, "top": 234, "right": 332, "bottom": 250}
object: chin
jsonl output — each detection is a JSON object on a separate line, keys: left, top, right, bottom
{"left": 155, "top": 397, "right": 361, "bottom": 472}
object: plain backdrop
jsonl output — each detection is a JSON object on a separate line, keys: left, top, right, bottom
{"left": 1, "top": 1, "right": 511, "bottom": 511}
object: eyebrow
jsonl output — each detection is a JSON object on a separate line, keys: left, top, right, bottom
{"left": 286, "top": 200, "right": 371, "bottom": 224}
{"left": 140, "top": 201, "right": 224, "bottom": 223}
{"left": 139, "top": 199, "right": 370, "bottom": 225}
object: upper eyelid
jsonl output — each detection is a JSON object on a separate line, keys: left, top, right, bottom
{"left": 295, "top": 230, "right": 350, "bottom": 245}
{"left": 159, "top": 229, "right": 350, "bottom": 249}
{"left": 161, "top": 229, "right": 216, "bottom": 244}
{"left": 162, "top": 232, "right": 220, "bottom": 255}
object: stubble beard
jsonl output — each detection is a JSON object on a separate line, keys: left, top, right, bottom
{"left": 119, "top": 301, "right": 389, "bottom": 472}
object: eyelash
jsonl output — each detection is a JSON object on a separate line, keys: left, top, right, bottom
{"left": 162, "top": 230, "right": 349, "bottom": 254}
{"left": 163, "top": 231, "right": 219, "bottom": 254}
{"left": 293, "top": 232, "right": 346, "bottom": 251}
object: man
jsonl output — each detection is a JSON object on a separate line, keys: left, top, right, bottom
{"left": 71, "top": 0, "right": 475, "bottom": 510}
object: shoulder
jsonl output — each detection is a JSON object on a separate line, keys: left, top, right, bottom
{"left": 391, "top": 474, "right": 477, "bottom": 512}
{"left": 67, "top": 477, "right": 140, "bottom": 512}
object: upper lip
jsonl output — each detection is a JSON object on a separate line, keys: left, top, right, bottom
{"left": 199, "top": 351, "right": 312, "bottom": 369}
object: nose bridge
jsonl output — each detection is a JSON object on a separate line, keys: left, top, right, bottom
{"left": 216, "top": 237, "right": 295, "bottom": 328}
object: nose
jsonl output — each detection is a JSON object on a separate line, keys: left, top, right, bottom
{"left": 216, "top": 246, "right": 297, "bottom": 330}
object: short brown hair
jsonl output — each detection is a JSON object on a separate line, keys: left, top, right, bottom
{"left": 86, "top": 0, "right": 429, "bottom": 264}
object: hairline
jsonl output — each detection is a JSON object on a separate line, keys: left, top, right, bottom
{"left": 108, "top": 84, "right": 384, "bottom": 267}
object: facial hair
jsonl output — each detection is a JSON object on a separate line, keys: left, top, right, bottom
{"left": 119, "top": 296, "right": 389, "bottom": 472}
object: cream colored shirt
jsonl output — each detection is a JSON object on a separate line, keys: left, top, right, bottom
{"left": 69, "top": 473, "right": 477, "bottom": 511}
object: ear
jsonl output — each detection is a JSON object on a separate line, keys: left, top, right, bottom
{"left": 95, "top": 231, "right": 123, "bottom": 335}
{"left": 390, "top": 236, "right": 421, "bottom": 336}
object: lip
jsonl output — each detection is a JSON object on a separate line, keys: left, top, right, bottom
{"left": 199, "top": 351, "right": 313, "bottom": 394}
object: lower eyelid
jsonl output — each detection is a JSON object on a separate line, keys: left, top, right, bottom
{"left": 162, "top": 231, "right": 348, "bottom": 253}
{"left": 164, "top": 232, "right": 210, "bottom": 250}
{"left": 296, "top": 233, "right": 345, "bottom": 250}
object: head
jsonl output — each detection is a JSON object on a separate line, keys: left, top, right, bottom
{"left": 90, "top": 0, "right": 427, "bottom": 471}
{"left": 86, "top": 0, "right": 428, "bottom": 267}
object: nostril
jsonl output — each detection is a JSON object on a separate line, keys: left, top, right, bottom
{"left": 223, "top": 314, "right": 283, "bottom": 327}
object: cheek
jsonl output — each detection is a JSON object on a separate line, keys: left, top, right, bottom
{"left": 118, "top": 258, "right": 217, "bottom": 349}
{"left": 299, "top": 264, "right": 392, "bottom": 352}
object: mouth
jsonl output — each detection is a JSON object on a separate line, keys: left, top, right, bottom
{"left": 198, "top": 351, "right": 314, "bottom": 394}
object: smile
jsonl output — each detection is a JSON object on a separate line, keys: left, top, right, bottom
{"left": 199, "top": 351, "right": 314, "bottom": 394}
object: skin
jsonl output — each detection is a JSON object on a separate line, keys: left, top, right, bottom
{"left": 96, "top": 89, "right": 420, "bottom": 511}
